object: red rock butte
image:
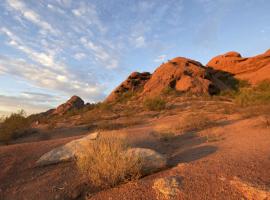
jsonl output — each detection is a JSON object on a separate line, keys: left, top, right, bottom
{"left": 207, "top": 49, "right": 270, "bottom": 84}
{"left": 105, "top": 49, "right": 270, "bottom": 102}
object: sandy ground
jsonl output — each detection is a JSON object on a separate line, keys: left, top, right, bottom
{"left": 0, "top": 104, "right": 270, "bottom": 200}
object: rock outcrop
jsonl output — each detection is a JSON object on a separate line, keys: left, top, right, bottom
{"left": 105, "top": 72, "right": 151, "bottom": 102}
{"left": 105, "top": 57, "right": 227, "bottom": 102}
{"left": 207, "top": 49, "right": 270, "bottom": 84}
{"left": 105, "top": 49, "right": 270, "bottom": 102}
{"left": 52, "top": 95, "right": 85, "bottom": 115}
{"left": 142, "top": 57, "right": 220, "bottom": 97}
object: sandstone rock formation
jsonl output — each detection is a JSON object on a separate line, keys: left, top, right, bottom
{"left": 52, "top": 95, "right": 85, "bottom": 115}
{"left": 207, "top": 49, "right": 270, "bottom": 84}
{"left": 142, "top": 57, "right": 220, "bottom": 97}
{"left": 105, "top": 72, "right": 151, "bottom": 102}
{"left": 105, "top": 57, "right": 227, "bottom": 102}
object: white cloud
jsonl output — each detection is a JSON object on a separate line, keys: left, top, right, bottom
{"left": 6, "top": 0, "right": 57, "bottom": 34}
{"left": 0, "top": 93, "right": 56, "bottom": 116}
{"left": 74, "top": 52, "right": 86, "bottom": 60}
{"left": 134, "top": 36, "right": 146, "bottom": 48}
{"left": 154, "top": 55, "right": 167, "bottom": 63}
{"left": 71, "top": 3, "right": 106, "bottom": 34}
{"left": 80, "top": 37, "right": 119, "bottom": 69}
{"left": 0, "top": 55, "right": 105, "bottom": 102}
{"left": 2, "top": 27, "right": 61, "bottom": 69}
{"left": 72, "top": 8, "right": 83, "bottom": 17}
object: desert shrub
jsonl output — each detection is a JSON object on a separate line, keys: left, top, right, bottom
{"left": 162, "top": 87, "right": 176, "bottom": 96}
{"left": 143, "top": 97, "right": 166, "bottom": 111}
{"left": 235, "top": 80, "right": 270, "bottom": 106}
{"left": 96, "top": 102, "right": 113, "bottom": 111}
{"left": 117, "top": 91, "right": 135, "bottom": 103}
{"left": 96, "top": 118, "right": 143, "bottom": 131}
{"left": 76, "top": 137, "right": 141, "bottom": 188}
{"left": 236, "top": 79, "right": 251, "bottom": 89}
{"left": 176, "top": 113, "right": 216, "bottom": 133}
{"left": 0, "top": 110, "right": 30, "bottom": 143}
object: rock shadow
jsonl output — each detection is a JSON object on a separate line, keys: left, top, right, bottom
{"left": 168, "top": 145, "right": 217, "bottom": 166}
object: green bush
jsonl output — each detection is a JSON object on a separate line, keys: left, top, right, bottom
{"left": 235, "top": 80, "right": 270, "bottom": 106}
{"left": 143, "top": 97, "right": 166, "bottom": 111}
{"left": 0, "top": 110, "right": 30, "bottom": 143}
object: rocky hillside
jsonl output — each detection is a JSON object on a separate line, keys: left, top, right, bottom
{"left": 105, "top": 57, "right": 235, "bottom": 102}
{"left": 105, "top": 72, "right": 151, "bottom": 102}
{"left": 106, "top": 49, "right": 270, "bottom": 102}
{"left": 207, "top": 49, "right": 270, "bottom": 84}
{"left": 52, "top": 95, "right": 85, "bottom": 115}
{"left": 31, "top": 96, "right": 85, "bottom": 120}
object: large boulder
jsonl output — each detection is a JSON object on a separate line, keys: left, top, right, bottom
{"left": 142, "top": 57, "right": 220, "bottom": 97}
{"left": 36, "top": 132, "right": 100, "bottom": 166}
{"left": 207, "top": 49, "right": 270, "bottom": 84}
{"left": 52, "top": 95, "right": 85, "bottom": 115}
{"left": 105, "top": 72, "right": 151, "bottom": 102}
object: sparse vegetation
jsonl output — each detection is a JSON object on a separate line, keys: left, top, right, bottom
{"left": 0, "top": 110, "right": 31, "bottom": 143}
{"left": 97, "top": 102, "right": 113, "bottom": 111}
{"left": 95, "top": 118, "right": 143, "bottom": 131}
{"left": 143, "top": 97, "right": 166, "bottom": 111}
{"left": 162, "top": 86, "right": 179, "bottom": 96}
{"left": 175, "top": 113, "right": 216, "bottom": 133}
{"left": 76, "top": 137, "right": 141, "bottom": 188}
{"left": 117, "top": 91, "right": 136, "bottom": 103}
{"left": 220, "top": 80, "right": 270, "bottom": 107}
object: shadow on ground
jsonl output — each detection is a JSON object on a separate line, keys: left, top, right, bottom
{"left": 132, "top": 131, "right": 218, "bottom": 167}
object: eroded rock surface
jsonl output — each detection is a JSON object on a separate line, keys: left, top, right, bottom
{"left": 207, "top": 49, "right": 270, "bottom": 84}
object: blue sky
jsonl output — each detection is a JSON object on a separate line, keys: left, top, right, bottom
{"left": 0, "top": 0, "right": 269, "bottom": 115}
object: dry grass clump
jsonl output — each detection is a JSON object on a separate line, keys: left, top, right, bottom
{"left": 179, "top": 113, "right": 216, "bottom": 132}
{"left": 153, "top": 113, "right": 216, "bottom": 141}
{"left": 95, "top": 118, "right": 143, "bottom": 131}
{"left": 220, "top": 80, "right": 270, "bottom": 107}
{"left": 0, "top": 110, "right": 31, "bottom": 143}
{"left": 240, "top": 104, "right": 270, "bottom": 119}
{"left": 76, "top": 137, "right": 141, "bottom": 188}
{"left": 143, "top": 97, "right": 166, "bottom": 111}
